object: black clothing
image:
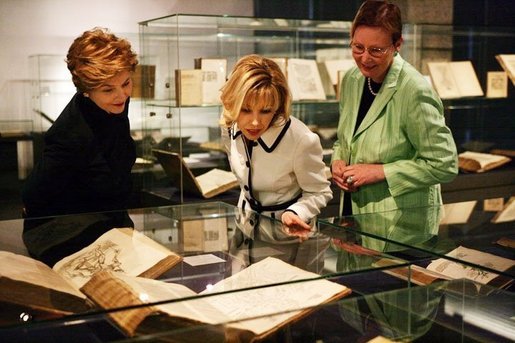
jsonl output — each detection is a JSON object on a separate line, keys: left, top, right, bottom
{"left": 343, "top": 79, "right": 381, "bottom": 216}
{"left": 22, "top": 93, "right": 136, "bottom": 217}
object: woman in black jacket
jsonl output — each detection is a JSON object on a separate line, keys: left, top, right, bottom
{"left": 22, "top": 27, "right": 138, "bottom": 218}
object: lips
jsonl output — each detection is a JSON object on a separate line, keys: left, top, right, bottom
{"left": 246, "top": 129, "right": 261, "bottom": 137}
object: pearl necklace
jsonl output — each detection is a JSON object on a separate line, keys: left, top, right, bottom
{"left": 367, "top": 77, "right": 378, "bottom": 96}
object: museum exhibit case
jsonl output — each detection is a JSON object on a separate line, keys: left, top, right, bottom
{"left": 0, "top": 201, "right": 513, "bottom": 342}
{"left": 319, "top": 198, "right": 515, "bottom": 285}
{"left": 136, "top": 14, "right": 514, "bottom": 209}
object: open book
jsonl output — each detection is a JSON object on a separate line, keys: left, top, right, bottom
{"left": 458, "top": 151, "right": 512, "bottom": 173}
{"left": 81, "top": 257, "right": 351, "bottom": 340}
{"left": 153, "top": 149, "right": 238, "bottom": 198}
{"left": 375, "top": 245, "right": 514, "bottom": 290}
{"left": 495, "top": 54, "right": 515, "bottom": 86}
{"left": 426, "top": 246, "right": 514, "bottom": 290}
{"left": 427, "top": 61, "right": 484, "bottom": 99}
{"left": 0, "top": 228, "right": 181, "bottom": 318}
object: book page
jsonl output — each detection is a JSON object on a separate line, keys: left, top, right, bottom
{"left": 459, "top": 151, "right": 509, "bottom": 169}
{"left": 440, "top": 201, "right": 477, "bottom": 225}
{"left": 114, "top": 273, "right": 227, "bottom": 324}
{"left": 323, "top": 59, "right": 355, "bottom": 85}
{"left": 175, "top": 69, "right": 203, "bottom": 106}
{"left": 492, "top": 197, "right": 515, "bottom": 223}
{"left": 496, "top": 54, "right": 515, "bottom": 85}
{"left": 85, "top": 257, "right": 349, "bottom": 337}
{"left": 198, "top": 58, "right": 226, "bottom": 105}
{"left": 196, "top": 168, "right": 238, "bottom": 195}
{"left": 427, "top": 62, "right": 461, "bottom": 99}
{"left": 426, "top": 246, "right": 515, "bottom": 284}
{"left": 486, "top": 71, "right": 508, "bottom": 98}
{"left": 199, "top": 257, "right": 349, "bottom": 335}
{"left": 0, "top": 251, "right": 85, "bottom": 299}
{"left": 287, "top": 58, "right": 326, "bottom": 101}
{"left": 53, "top": 228, "right": 176, "bottom": 289}
{"left": 452, "top": 61, "right": 484, "bottom": 97}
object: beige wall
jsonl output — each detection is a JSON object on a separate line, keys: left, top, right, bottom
{"left": 0, "top": 0, "right": 253, "bottom": 119}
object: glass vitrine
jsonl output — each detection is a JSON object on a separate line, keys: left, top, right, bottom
{"left": 1, "top": 201, "right": 512, "bottom": 341}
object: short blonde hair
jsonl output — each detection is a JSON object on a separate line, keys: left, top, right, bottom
{"left": 66, "top": 27, "right": 138, "bottom": 92}
{"left": 220, "top": 54, "right": 291, "bottom": 127}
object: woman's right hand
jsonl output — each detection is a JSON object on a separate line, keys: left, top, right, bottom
{"left": 332, "top": 160, "right": 353, "bottom": 191}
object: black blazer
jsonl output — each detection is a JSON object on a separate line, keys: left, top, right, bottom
{"left": 22, "top": 93, "right": 136, "bottom": 217}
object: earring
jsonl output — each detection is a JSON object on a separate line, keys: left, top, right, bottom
{"left": 83, "top": 93, "right": 89, "bottom": 97}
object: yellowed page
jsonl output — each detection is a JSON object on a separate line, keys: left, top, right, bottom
{"left": 426, "top": 246, "right": 514, "bottom": 284}
{"left": 110, "top": 257, "right": 349, "bottom": 336}
{"left": 196, "top": 168, "right": 237, "bottom": 195}
{"left": 459, "top": 151, "right": 508, "bottom": 169}
{"left": 53, "top": 228, "right": 174, "bottom": 289}
{"left": 0, "top": 251, "right": 85, "bottom": 299}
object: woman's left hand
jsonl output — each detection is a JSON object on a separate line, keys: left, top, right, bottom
{"left": 341, "top": 163, "right": 385, "bottom": 189}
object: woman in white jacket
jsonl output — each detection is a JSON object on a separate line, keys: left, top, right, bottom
{"left": 220, "top": 54, "right": 332, "bottom": 232}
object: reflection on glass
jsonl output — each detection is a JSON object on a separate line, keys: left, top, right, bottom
{"left": 22, "top": 210, "right": 134, "bottom": 267}
{"left": 229, "top": 207, "right": 330, "bottom": 274}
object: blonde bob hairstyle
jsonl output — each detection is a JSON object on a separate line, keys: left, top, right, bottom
{"left": 220, "top": 54, "right": 291, "bottom": 128}
{"left": 66, "top": 27, "right": 138, "bottom": 93}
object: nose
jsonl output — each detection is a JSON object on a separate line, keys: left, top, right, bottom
{"left": 361, "top": 50, "right": 374, "bottom": 60}
{"left": 251, "top": 112, "right": 259, "bottom": 126}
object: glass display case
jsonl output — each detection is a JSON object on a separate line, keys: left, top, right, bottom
{"left": 319, "top": 198, "right": 515, "bottom": 285}
{"left": 137, "top": 14, "right": 514, "bottom": 208}
{"left": 0, "top": 201, "right": 513, "bottom": 342}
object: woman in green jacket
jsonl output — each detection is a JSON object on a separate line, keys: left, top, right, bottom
{"left": 331, "top": 0, "right": 458, "bottom": 215}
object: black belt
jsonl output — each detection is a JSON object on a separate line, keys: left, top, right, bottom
{"left": 245, "top": 194, "right": 301, "bottom": 213}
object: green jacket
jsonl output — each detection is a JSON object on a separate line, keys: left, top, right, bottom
{"left": 332, "top": 55, "right": 458, "bottom": 214}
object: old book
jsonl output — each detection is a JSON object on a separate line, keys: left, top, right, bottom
{"left": 426, "top": 246, "right": 514, "bottom": 290}
{"left": 81, "top": 257, "right": 351, "bottom": 339}
{"left": 427, "top": 61, "right": 484, "bottom": 99}
{"left": 132, "top": 64, "right": 156, "bottom": 99}
{"left": 489, "top": 148, "right": 515, "bottom": 158}
{"left": 194, "top": 58, "right": 227, "bottom": 105}
{"left": 0, "top": 228, "right": 181, "bottom": 318}
{"left": 374, "top": 258, "right": 450, "bottom": 286}
{"left": 153, "top": 149, "right": 238, "bottom": 198}
{"left": 458, "top": 151, "right": 512, "bottom": 173}
{"left": 486, "top": 71, "right": 508, "bottom": 98}
{"left": 175, "top": 69, "right": 203, "bottom": 106}
{"left": 287, "top": 58, "right": 326, "bottom": 101}
{"left": 180, "top": 208, "right": 228, "bottom": 253}
{"left": 495, "top": 54, "right": 515, "bottom": 86}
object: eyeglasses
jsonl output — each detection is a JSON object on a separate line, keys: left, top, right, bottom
{"left": 350, "top": 43, "right": 392, "bottom": 58}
